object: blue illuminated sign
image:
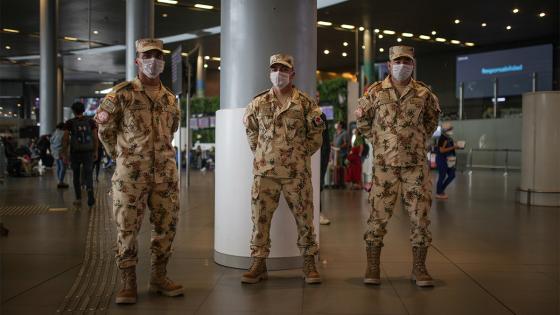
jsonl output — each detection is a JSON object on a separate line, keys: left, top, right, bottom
{"left": 481, "top": 65, "right": 523, "bottom": 75}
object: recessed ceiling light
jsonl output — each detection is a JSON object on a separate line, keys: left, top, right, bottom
{"left": 481, "top": 22, "right": 487, "bottom": 27}
{"left": 212, "top": 57, "right": 221, "bottom": 61}
{"left": 162, "top": 49, "right": 171, "bottom": 54}
{"left": 465, "top": 42, "right": 475, "bottom": 47}
{"left": 419, "top": 35, "right": 431, "bottom": 40}
{"left": 157, "top": 0, "right": 178, "bottom": 4}
{"left": 378, "top": 34, "right": 383, "bottom": 39}
{"left": 342, "top": 52, "right": 347, "bottom": 57}
{"left": 92, "top": 30, "right": 99, "bottom": 35}
{"left": 512, "top": 8, "right": 519, "bottom": 14}
{"left": 323, "top": 49, "right": 330, "bottom": 55}
{"left": 361, "top": 45, "right": 365, "bottom": 50}
{"left": 340, "top": 24, "right": 355, "bottom": 30}
{"left": 431, "top": 31, "right": 437, "bottom": 35}
{"left": 454, "top": 19, "right": 461, "bottom": 24}
{"left": 77, "top": 57, "right": 82, "bottom": 60}
{"left": 17, "top": 104, "right": 21, "bottom": 107}
{"left": 450, "top": 40, "right": 461, "bottom": 44}
{"left": 317, "top": 21, "right": 332, "bottom": 26}
{"left": 218, "top": 66, "right": 221, "bottom": 70}
{"left": 181, "top": 52, "right": 188, "bottom": 57}
{"left": 204, "top": 63, "right": 208, "bottom": 68}
{"left": 374, "top": 29, "right": 379, "bottom": 33}
{"left": 402, "top": 32, "right": 414, "bottom": 37}
{"left": 3, "top": 28, "right": 20, "bottom": 33}
{"left": 162, "top": 13, "right": 168, "bottom": 17}
{"left": 5, "top": 45, "right": 11, "bottom": 50}
{"left": 64, "top": 36, "right": 78, "bottom": 41}
{"left": 383, "top": 30, "right": 395, "bottom": 35}
{"left": 194, "top": 3, "right": 214, "bottom": 9}
{"left": 506, "top": 25, "right": 512, "bottom": 30}
{"left": 204, "top": 55, "right": 210, "bottom": 60}
{"left": 379, "top": 48, "right": 384, "bottom": 52}
{"left": 358, "top": 27, "right": 364, "bottom": 31}
{"left": 539, "top": 12, "right": 546, "bottom": 17}
{"left": 435, "top": 37, "right": 446, "bottom": 42}
{"left": 397, "top": 38, "right": 402, "bottom": 42}
{"left": 343, "top": 42, "right": 348, "bottom": 46}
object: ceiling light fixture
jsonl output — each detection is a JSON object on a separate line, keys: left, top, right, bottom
{"left": 317, "top": 21, "right": 332, "bottom": 26}
{"left": 379, "top": 48, "right": 384, "bottom": 52}
{"left": 383, "top": 30, "right": 395, "bottom": 35}
{"left": 343, "top": 41, "right": 348, "bottom": 46}
{"left": 358, "top": 27, "right": 365, "bottom": 31}
{"left": 194, "top": 3, "right": 214, "bottom": 9}
{"left": 512, "top": 8, "right": 519, "bottom": 14}
{"left": 212, "top": 57, "right": 221, "bottom": 61}
{"left": 361, "top": 45, "right": 365, "bottom": 50}
{"left": 465, "top": 42, "right": 475, "bottom": 46}
{"left": 435, "top": 37, "right": 446, "bottom": 42}
{"left": 77, "top": 57, "right": 82, "bottom": 60}
{"left": 419, "top": 35, "right": 431, "bottom": 40}
{"left": 64, "top": 36, "right": 78, "bottom": 41}
{"left": 92, "top": 30, "right": 99, "bottom": 35}
{"left": 163, "top": 49, "right": 171, "bottom": 54}
{"left": 432, "top": 31, "right": 437, "bottom": 35}
{"left": 378, "top": 34, "right": 383, "bottom": 39}
{"left": 204, "top": 63, "right": 208, "bottom": 68}
{"left": 454, "top": 19, "right": 461, "bottom": 24}
{"left": 397, "top": 38, "right": 402, "bottom": 42}
{"left": 157, "top": 0, "right": 178, "bottom": 4}
{"left": 402, "top": 32, "right": 414, "bottom": 37}
{"left": 506, "top": 25, "right": 512, "bottom": 30}
{"left": 539, "top": 12, "right": 546, "bottom": 17}
{"left": 218, "top": 66, "right": 221, "bottom": 70}
{"left": 323, "top": 49, "right": 330, "bottom": 55}
{"left": 5, "top": 45, "right": 11, "bottom": 50}
{"left": 162, "top": 13, "right": 168, "bottom": 17}
{"left": 481, "top": 22, "right": 487, "bottom": 27}
{"left": 374, "top": 29, "right": 380, "bottom": 33}
{"left": 3, "top": 28, "right": 20, "bottom": 33}
{"left": 450, "top": 40, "right": 461, "bottom": 44}
{"left": 204, "top": 55, "right": 210, "bottom": 60}
{"left": 342, "top": 52, "right": 347, "bottom": 57}
{"left": 340, "top": 24, "right": 355, "bottom": 30}
{"left": 181, "top": 52, "right": 188, "bottom": 57}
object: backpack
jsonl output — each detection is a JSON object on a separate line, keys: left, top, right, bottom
{"left": 70, "top": 118, "right": 94, "bottom": 152}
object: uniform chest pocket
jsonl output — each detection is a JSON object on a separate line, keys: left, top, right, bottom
{"left": 161, "top": 105, "right": 178, "bottom": 130}
{"left": 375, "top": 101, "right": 397, "bottom": 129}
{"left": 403, "top": 98, "right": 424, "bottom": 126}
{"left": 124, "top": 103, "right": 149, "bottom": 132}
{"left": 284, "top": 117, "right": 302, "bottom": 140}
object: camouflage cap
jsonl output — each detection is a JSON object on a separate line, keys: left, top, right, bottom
{"left": 389, "top": 45, "right": 415, "bottom": 61}
{"left": 135, "top": 38, "right": 164, "bottom": 53}
{"left": 269, "top": 53, "right": 294, "bottom": 69}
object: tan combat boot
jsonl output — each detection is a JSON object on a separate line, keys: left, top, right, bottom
{"left": 149, "top": 263, "right": 184, "bottom": 297}
{"left": 115, "top": 267, "right": 137, "bottom": 304}
{"left": 303, "top": 255, "right": 322, "bottom": 284}
{"left": 364, "top": 244, "right": 381, "bottom": 285}
{"left": 411, "top": 246, "right": 434, "bottom": 287}
{"left": 241, "top": 257, "right": 268, "bottom": 284}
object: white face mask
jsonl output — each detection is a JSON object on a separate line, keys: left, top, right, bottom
{"left": 270, "top": 71, "right": 291, "bottom": 89}
{"left": 391, "top": 63, "right": 414, "bottom": 82}
{"left": 139, "top": 58, "right": 165, "bottom": 79}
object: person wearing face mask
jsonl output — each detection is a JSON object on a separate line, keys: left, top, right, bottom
{"left": 435, "top": 122, "right": 459, "bottom": 199}
{"left": 355, "top": 46, "right": 441, "bottom": 287}
{"left": 242, "top": 54, "right": 325, "bottom": 284}
{"left": 94, "top": 39, "right": 183, "bottom": 304}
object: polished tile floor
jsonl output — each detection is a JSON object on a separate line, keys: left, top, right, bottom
{"left": 1, "top": 169, "right": 558, "bottom": 314}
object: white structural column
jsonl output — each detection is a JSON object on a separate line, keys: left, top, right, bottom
{"left": 39, "top": 0, "right": 58, "bottom": 135}
{"left": 125, "top": 0, "right": 154, "bottom": 80}
{"left": 215, "top": 0, "right": 319, "bottom": 269}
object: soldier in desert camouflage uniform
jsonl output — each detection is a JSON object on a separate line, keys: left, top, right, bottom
{"left": 355, "top": 46, "right": 440, "bottom": 287}
{"left": 242, "top": 54, "right": 325, "bottom": 284}
{"left": 95, "top": 38, "right": 183, "bottom": 304}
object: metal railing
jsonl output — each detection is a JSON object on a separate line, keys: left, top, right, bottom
{"left": 466, "top": 148, "right": 521, "bottom": 175}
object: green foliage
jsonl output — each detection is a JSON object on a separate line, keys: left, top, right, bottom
{"left": 193, "top": 128, "right": 215, "bottom": 143}
{"left": 180, "top": 96, "right": 219, "bottom": 144}
{"left": 317, "top": 78, "right": 348, "bottom": 137}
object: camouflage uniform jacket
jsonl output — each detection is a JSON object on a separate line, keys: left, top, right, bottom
{"left": 244, "top": 87, "right": 325, "bottom": 178}
{"left": 356, "top": 76, "right": 440, "bottom": 167}
{"left": 96, "top": 78, "right": 180, "bottom": 183}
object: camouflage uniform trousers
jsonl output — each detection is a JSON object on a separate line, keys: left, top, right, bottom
{"left": 365, "top": 164, "right": 432, "bottom": 247}
{"left": 250, "top": 175, "right": 319, "bottom": 258}
{"left": 112, "top": 180, "right": 179, "bottom": 269}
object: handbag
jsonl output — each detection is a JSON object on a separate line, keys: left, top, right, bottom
{"left": 446, "top": 156, "right": 457, "bottom": 168}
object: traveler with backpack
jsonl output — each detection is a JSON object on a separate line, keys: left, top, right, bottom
{"left": 62, "top": 102, "right": 98, "bottom": 208}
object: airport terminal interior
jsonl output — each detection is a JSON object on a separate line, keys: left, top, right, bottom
{"left": 1, "top": 0, "right": 559, "bottom": 314}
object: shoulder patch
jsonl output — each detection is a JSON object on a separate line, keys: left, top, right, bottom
{"left": 112, "top": 81, "right": 132, "bottom": 93}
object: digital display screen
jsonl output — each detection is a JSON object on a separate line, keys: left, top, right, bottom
{"left": 189, "top": 118, "right": 199, "bottom": 130}
{"left": 456, "top": 44, "right": 553, "bottom": 99}
{"left": 198, "top": 117, "right": 210, "bottom": 129}
{"left": 321, "top": 106, "right": 334, "bottom": 120}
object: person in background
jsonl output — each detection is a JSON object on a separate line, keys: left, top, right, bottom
{"left": 435, "top": 122, "right": 459, "bottom": 199}
{"left": 50, "top": 123, "right": 68, "bottom": 188}
{"left": 62, "top": 101, "right": 98, "bottom": 208}
{"left": 93, "top": 144, "right": 104, "bottom": 182}
{"left": 345, "top": 129, "right": 364, "bottom": 189}
{"left": 332, "top": 121, "right": 349, "bottom": 188}
{"left": 319, "top": 112, "right": 331, "bottom": 225}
